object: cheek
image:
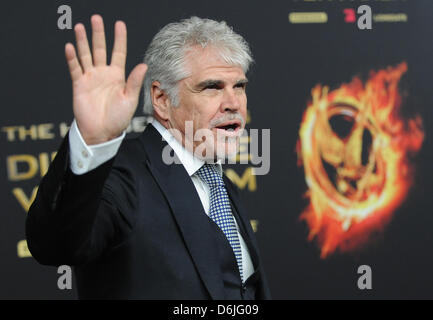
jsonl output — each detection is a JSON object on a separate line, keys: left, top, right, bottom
{"left": 194, "top": 100, "right": 220, "bottom": 129}
{"left": 240, "top": 97, "right": 248, "bottom": 121}
{"left": 170, "top": 108, "right": 191, "bottom": 134}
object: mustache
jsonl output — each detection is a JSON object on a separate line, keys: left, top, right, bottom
{"left": 209, "top": 113, "right": 245, "bottom": 128}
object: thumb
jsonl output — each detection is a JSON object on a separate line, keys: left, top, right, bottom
{"left": 125, "top": 63, "right": 148, "bottom": 102}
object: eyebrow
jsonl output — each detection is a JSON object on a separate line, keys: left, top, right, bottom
{"left": 195, "top": 78, "right": 248, "bottom": 90}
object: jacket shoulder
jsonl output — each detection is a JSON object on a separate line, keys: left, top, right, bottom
{"left": 112, "top": 135, "right": 147, "bottom": 168}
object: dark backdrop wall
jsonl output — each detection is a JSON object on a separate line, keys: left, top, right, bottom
{"left": 1, "top": 0, "right": 432, "bottom": 299}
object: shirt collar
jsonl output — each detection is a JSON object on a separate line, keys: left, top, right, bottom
{"left": 150, "top": 119, "right": 222, "bottom": 177}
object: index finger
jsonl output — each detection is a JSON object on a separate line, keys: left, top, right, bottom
{"left": 111, "top": 20, "right": 127, "bottom": 69}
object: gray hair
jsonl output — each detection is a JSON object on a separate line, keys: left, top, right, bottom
{"left": 142, "top": 16, "right": 253, "bottom": 116}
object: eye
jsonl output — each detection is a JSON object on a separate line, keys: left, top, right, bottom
{"left": 204, "top": 84, "right": 221, "bottom": 90}
{"left": 234, "top": 83, "right": 247, "bottom": 90}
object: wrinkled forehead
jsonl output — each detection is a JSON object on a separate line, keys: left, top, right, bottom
{"left": 182, "top": 45, "right": 246, "bottom": 82}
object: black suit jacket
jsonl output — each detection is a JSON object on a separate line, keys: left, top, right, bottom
{"left": 26, "top": 124, "right": 271, "bottom": 299}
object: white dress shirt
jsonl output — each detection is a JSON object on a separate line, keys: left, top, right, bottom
{"left": 68, "top": 118, "right": 254, "bottom": 281}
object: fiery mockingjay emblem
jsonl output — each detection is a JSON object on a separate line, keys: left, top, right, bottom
{"left": 297, "top": 62, "right": 424, "bottom": 258}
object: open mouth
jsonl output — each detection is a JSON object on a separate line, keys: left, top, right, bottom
{"left": 214, "top": 122, "right": 241, "bottom": 132}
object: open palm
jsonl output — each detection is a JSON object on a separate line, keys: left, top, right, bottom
{"left": 65, "top": 15, "right": 147, "bottom": 145}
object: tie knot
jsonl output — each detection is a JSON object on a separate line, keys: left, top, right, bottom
{"left": 196, "top": 164, "right": 224, "bottom": 188}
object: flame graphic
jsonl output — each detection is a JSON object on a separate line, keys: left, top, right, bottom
{"left": 297, "top": 62, "right": 424, "bottom": 258}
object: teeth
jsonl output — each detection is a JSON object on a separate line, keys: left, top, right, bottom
{"left": 215, "top": 124, "right": 238, "bottom": 131}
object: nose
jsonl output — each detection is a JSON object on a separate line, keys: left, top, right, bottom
{"left": 220, "top": 87, "right": 241, "bottom": 113}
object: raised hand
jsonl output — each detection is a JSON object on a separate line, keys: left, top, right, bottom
{"left": 65, "top": 15, "right": 148, "bottom": 145}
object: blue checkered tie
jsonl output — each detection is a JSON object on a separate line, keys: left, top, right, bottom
{"left": 196, "top": 164, "right": 243, "bottom": 282}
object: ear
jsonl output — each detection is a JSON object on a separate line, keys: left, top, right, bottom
{"left": 151, "top": 81, "right": 171, "bottom": 121}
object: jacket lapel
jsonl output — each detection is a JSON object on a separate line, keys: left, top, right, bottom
{"left": 138, "top": 125, "right": 225, "bottom": 300}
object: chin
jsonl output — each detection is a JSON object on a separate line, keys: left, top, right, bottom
{"left": 192, "top": 139, "right": 239, "bottom": 162}
{"left": 214, "top": 140, "right": 240, "bottom": 161}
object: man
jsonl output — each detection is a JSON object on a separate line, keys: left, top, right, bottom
{"left": 26, "top": 14, "right": 271, "bottom": 299}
